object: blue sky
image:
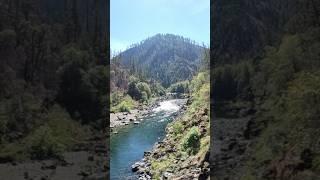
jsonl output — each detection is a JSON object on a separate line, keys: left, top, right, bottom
{"left": 111, "top": 0, "right": 210, "bottom": 54}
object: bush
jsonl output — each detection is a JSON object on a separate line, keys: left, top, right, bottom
{"left": 150, "top": 82, "right": 166, "bottom": 96}
{"left": 190, "top": 71, "right": 209, "bottom": 93}
{"left": 169, "top": 81, "right": 189, "bottom": 94}
{"left": 111, "top": 95, "right": 135, "bottom": 112}
{"left": 25, "top": 105, "right": 88, "bottom": 160}
{"left": 27, "top": 125, "right": 64, "bottom": 159}
{"left": 181, "top": 127, "right": 201, "bottom": 155}
{"left": 141, "top": 91, "right": 148, "bottom": 103}
{"left": 127, "top": 81, "right": 141, "bottom": 100}
{"left": 119, "top": 102, "right": 130, "bottom": 112}
{"left": 137, "top": 82, "right": 152, "bottom": 98}
{"left": 172, "top": 121, "right": 184, "bottom": 136}
{"left": 127, "top": 80, "right": 152, "bottom": 101}
{"left": 111, "top": 92, "right": 124, "bottom": 106}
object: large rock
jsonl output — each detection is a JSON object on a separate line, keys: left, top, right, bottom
{"left": 132, "top": 161, "right": 145, "bottom": 172}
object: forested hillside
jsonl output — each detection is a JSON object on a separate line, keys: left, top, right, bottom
{"left": 110, "top": 34, "right": 207, "bottom": 113}
{"left": 212, "top": 0, "right": 320, "bottom": 179}
{"left": 0, "top": 0, "right": 108, "bottom": 161}
{"left": 116, "top": 34, "right": 205, "bottom": 87}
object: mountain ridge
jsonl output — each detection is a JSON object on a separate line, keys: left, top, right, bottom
{"left": 113, "top": 33, "right": 207, "bottom": 87}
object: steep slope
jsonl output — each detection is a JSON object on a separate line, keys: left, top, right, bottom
{"left": 211, "top": 0, "right": 320, "bottom": 179}
{"left": 135, "top": 71, "right": 210, "bottom": 180}
{"left": 118, "top": 34, "right": 205, "bottom": 87}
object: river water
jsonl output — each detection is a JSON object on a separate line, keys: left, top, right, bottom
{"left": 110, "top": 99, "right": 186, "bottom": 180}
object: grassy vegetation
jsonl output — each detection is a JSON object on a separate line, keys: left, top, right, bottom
{"left": 111, "top": 92, "right": 137, "bottom": 113}
{"left": 0, "top": 105, "right": 89, "bottom": 161}
{"left": 171, "top": 121, "right": 184, "bottom": 138}
{"left": 151, "top": 158, "right": 174, "bottom": 179}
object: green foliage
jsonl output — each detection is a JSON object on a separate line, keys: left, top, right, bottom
{"left": 213, "top": 61, "right": 254, "bottom": 101}
{"left": 189, "top": 71, "right": 209, "bottom": 93}
{"left": 0, "top": 1, "right": 108, "bottom": 162}
{"left": 150, "top": 82, "right": 166, "bottom": 96}
{"left": 189, "top": 83, "right": 210, "bottom": 115}
{"left": 151, "top": 158, "right": 173, "bottom": 179}
{"left": 237, "top": 32, "right": 320, "bottom": 178}
{"left": 127, "top": 80, "right": 140, "bottom": 100}
{"left": 140, "top": 91, "right": 148, "bottom": 103}
{"left": 110, "top": 91, "right": 125, "bottom": 106}
{"left": 211, "top": 1, "right": 320, "bottom": 178}
{"left": 137, "top": 82, "right": 152, "bottom": 99}
{"left": 25, "top": 105, "right": 88, "bottom": 160}
{"left": 127, "top": 80, "right": 152, "bottom": 102}
{"left": 0, "top": 105, "right": 88, "bottom": 160}
{"left": 57, "top": 46, "right": 107, "bottom": 124}
{"left": 148, "top": 70, "right": 210, "bottom": 178}
{"left": 169, "top": 81, "right": 190, "bottom": 94}
{"left": 27, "top": 125, "right": 64, "bottom": 159}
{"left": 181, "top": 127, "right": 201, "bottom": 155}
{"left": 111, "top": 95, "right": 136, "bottom": 113}
{"left": 171, "top": 121, "right": 184, "bottom": 137}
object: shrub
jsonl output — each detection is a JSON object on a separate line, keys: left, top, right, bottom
{"left": 151, "top": 82, "right": 166, "bottom": 96}
{"left": 27, "top": 125, "right": 64, "bottom": 160}
{"left": 190, "top": 72, "right": 209, "bottom": 93}
{"left": 119, "top": 102, "right": 130, "bottom": 112}
{"left": 111, "top": 92, "right": 124, "bottom": 106}
{"left": 141, "top": 91, "right": 148, "bottom": 103}
{"left": 137, "top": 82, "right": 152, "bottom": 98}
{"left": 181, "top": 127, "right": 201, "bottom": 155}
{"left": 169, "top": 81, "right": 189, "bottom": 94}
{"left": 172, "top": 121, "right": 184, "bottom": 136}
{"left": 111, "top": 95, "right": 135, "bottom": 112}
{"left": 128, "top": 81, "right": 152, "bottom": 101}
{"left": 25, "top": 105, "right": 88, "bottom": 160}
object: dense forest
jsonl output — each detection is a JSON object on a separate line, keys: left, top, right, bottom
{"left": 0, "top": 0, "right": 108, "bottom": 161}
{"left": 212, "top": 0, "right": 320, "bottom": 179}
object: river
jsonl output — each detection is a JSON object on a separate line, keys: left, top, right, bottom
{"left": 110, "top": 99, "right": 186, "bottom": 180}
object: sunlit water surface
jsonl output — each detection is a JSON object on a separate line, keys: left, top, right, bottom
{"left": 110, "top": 99, "right": 185, "bottom": 180}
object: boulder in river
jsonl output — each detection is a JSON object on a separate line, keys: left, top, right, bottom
{"left": 132, "top": 161, "right": 145, "bottom": 172}
{"left": 144, "top": 151, "right": 151, "bottom": 156}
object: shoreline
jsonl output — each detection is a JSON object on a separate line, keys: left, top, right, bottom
{"left": 110, "top": 96, "right": 170, "bottom": 131}
{"left": 110, "top": 94, "right": 190, "bottom": 131}
{"left": 130, "top": 99, "right": 189, "bottom": 179}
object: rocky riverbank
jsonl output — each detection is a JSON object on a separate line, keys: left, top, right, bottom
{"left": 131, "top": 97, "right": 210, "bottom": 180}
{"left": 210, "top": 101, "right": 256, "bottom": 180}
{"left": 0, "top": 131, "right": 108, "bottom": 180}
{"left": 110, "top": 101, "right": 160, "bottom": 131}
{"left": 110, "top": 96, "right": 184, "bottom": 131}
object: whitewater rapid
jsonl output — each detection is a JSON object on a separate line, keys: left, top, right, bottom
{"left": 152, "top": 100, "right": 180, "bottom": 113}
